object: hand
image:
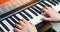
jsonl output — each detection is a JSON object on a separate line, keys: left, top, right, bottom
{"left": 14, "top": 19, "right": 37, "bottom": 32}
{"left": 41, "top": 7, "right": 60, "bottom": 21}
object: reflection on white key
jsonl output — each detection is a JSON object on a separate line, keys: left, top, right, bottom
{"left": 1, "top": 7, "right": 7, "bottom": 13}
{"left": 12, "top": 1, "right": 19, "bottom": 7}
{"left": 0, "top": 8, "right": 3, "bottom": 12}
{"left": 36, "top": 4, "right": 43, "bottom": 8}
{"left": 12, "top": 16, "right": 18, "bottom": 22}
{"left": 0, "top": 24, "right": 7, "bottom": 32}
{"left": 8, "top": 18, "right": 15, "bottom": 25}
{"left": 23, "top": 0, "right": 30, "bottom": 3}
{"left": 14, "top": 0, "right": 22, "bottom": 6}
{"left": 16, "top": 13, "right": 23, "bottom": 19}
{"left": 8, "top": 1, "right": 18, "bottom": 10}
{"left": 3, "top": 5, "right": 11, "bottom": 11}
{"left": 8, "top": 3, "right": 15, "bottom": 10}
{"left": 2, "top": 20, "right": 13, "bottom": 31}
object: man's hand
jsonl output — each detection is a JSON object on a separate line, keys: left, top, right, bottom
{"left": 14, "top": 19, "right": 37, "bottom": 32}
{"left": 41, "top": 7, "right": 60, "bottom": 21}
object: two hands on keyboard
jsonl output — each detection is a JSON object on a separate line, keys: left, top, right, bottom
{"left": 14, "top": 6, "right": 60, "bottom": 32}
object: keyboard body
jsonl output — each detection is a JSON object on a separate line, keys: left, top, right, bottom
{"left": 0, "top": 0, "right": 60, "bottom": 32}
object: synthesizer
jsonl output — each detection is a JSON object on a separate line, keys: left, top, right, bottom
{"left": 0, "top": 0, "right": 60, "bottom": 32}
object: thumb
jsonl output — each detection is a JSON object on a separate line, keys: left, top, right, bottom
{"left": 41, "top": 17, "right": 51, "bottom": 21}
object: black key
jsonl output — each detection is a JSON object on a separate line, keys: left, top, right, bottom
{"left": 28, "top": 8, "right": 38, "bottom": 16}
{"left": 0, "top": 27, "right": 4, "bottom": 32}
{"left": 9, "top": 16, "right": 18, "bottom": 23}
{"left": 39, "top": 2, "right": 46, "bottom": 7}
{"left": 23, "top": 11, "right": 33, "bottom": 19}
{"left": 31, "top": 6, "right": 41, "bottom": 14}
{"left": 13, "top": 15, "right": 20, "bottom": 21}
{"left": 47, "top": 0, "right": 56, "bottom": 6}
{"left": 19, "top": 12, "right": 29, "bottom": 21}
{"left": 57, "top": 0, "right": 60, "bottom": 2}
{"left": 6, "top": 19, "right": 15, "bottom": 27}
{"left": 58, "top": 11, "right": 60, "bottom": 13}
{"left": 52, "top": 0, "right": 59, "bottom": 5}
{"left": 34, "top": 5, "right": 41, "bottom": 10}
{"left": 41, "top": 1, "right": 52, "bottom": 7}
{"left": 0, "top": 22, "right": 10, "bottom": 31}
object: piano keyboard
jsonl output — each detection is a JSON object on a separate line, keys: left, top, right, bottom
{"left": 0, "top": 0, "right": 60, "bottom": 32}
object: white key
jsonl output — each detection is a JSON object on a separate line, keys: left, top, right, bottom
{"left": 8, "top": 18, "right": 15, "bottom": 25}
{"left": 30, "top": 8, "right": 43, "bottom": 23}
{"left": 44, "top": 1, "right": 58, "bottom": 12}
{"left": 25, "top": 9, "right": 41, "bottom": 25}
{"left": 55, "top": 3, "right": 60, "bottom": 12}
{"left": 32, "top": 6, "right": 40, "bottom": 11}
{"left": 32, "top": 5, "right": 43, "bottom": 18}
{"left": 2, "top": 20, "right": 13, "bottom": 31}
{"left": 9, "top": 30, "right": 14, "bottom": 32}
{"left": 32, "top": 6, "right": 43, "bottom": 22}
{"left": 44, "top": 1, "right": 54, "bottom": 7}
{"left": 55, "top": 5, "right": 60, "bottom": 12}
{"left": 0, "top": 24, "right": 7, "bottom": 32}
{"left": 29, "top": 8, "right": 40, "bottom": 21}
{"left": 12, "top": 16, "right": 18, "bottom": 22}
{"left": 36, "top": 4, "right": 43, "bottom": 8}
{"left": 21, "top": 11, "right": 37, "bottom": 24}
{"left": 41, "top": 2, "right": 46, "bottom": 6}
{"left": 24, "top": 0, "right": 30, "bottom": 2}
{"left": 16, "top": 13, "right": 23, "bottom": 19}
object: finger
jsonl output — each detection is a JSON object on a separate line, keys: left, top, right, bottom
{"left": 29, "top": 22, "right": 35, "bottom": 26}
{"left": 45, "top": 6, "right": 50, "bottom": 10}
{"left": 41, "top": 17, "right": 51, "bottom": 21}
{"left": 22, "top": 19, "right": 28, "bottom": 24}
{"left": 42, "top": 12, "right": 50, "bottom": 17}
{"left": 48, "top": 7, "right": 56, "bottom": 12}
{"left": 15, "top": 24, "right": 23, "bottom": 30}
{"left": 42, "top": 7, "right": 49, "bottom": 13}
{"left": 18, "top": 21, "right": 25, "bottom": 27}
{"left": 14, "top": 28, "right": 20, "bottom": 32}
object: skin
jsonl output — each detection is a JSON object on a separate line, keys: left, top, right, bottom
{"left": 14, "top": 7, "right": 60, "bottom": 32}
{"left": 14, "top": 19, "right": 37, "bottom": 32}
{"left": 41, "top": 7, "right": 60, "bottom": 21}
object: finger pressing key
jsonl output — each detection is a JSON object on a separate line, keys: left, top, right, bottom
{"left": 15, "top": 24, "right": 23, "bottom": 30}
{"left": 22, "top": 19, "right": 28, "bottom": 24}
{"left": 14, "top": 28, "right": 20, "bottom": 32}
{"left": 18, "top": 21, "right": 25, "bottom": 27}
